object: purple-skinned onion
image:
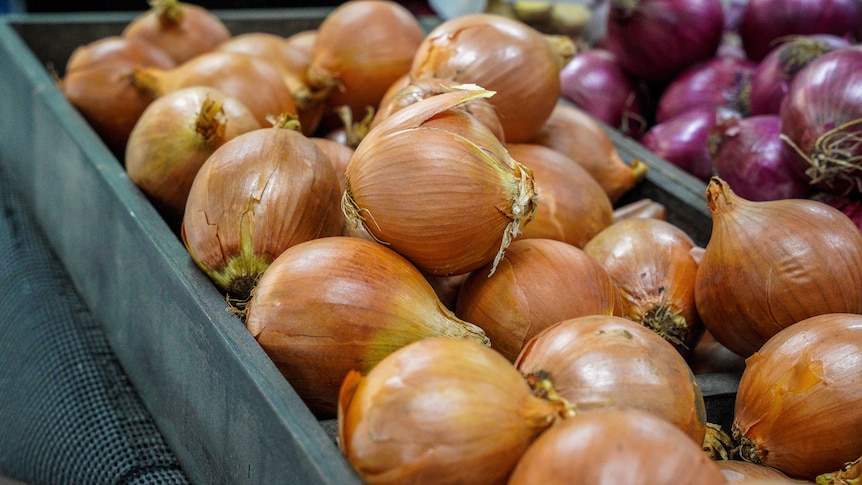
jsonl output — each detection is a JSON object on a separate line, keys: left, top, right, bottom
{"left": 640, "top": 108, "right": 721, "bottom": 182}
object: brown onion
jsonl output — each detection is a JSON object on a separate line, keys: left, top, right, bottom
{"left": 410, "top": 13, "right": 574, "bottom": 143}
{"left": 338, "top": 336, "right": 568, "bottom": 485}
{"left": 530, "top": 103, "right": 648, "bottom": 203}
{"left": 583, "top": 218, "right": 704, "bottom": 356}
{"left": 342, "top": 86, "right": 538, "bottom": 277}
{"left": 244, "top": 236, "right": 488, "bottom": 418}
{"left": 60, "top": 36, "right": 175, "bottom": 156}
{"left": 508, "top": 406, "right": 726, "bottom": 485}
{"left": 732, "top": 313, "right": 862, "bottom": 480}
{"left": 613, "top": 198, "right": 668, "bottom": 221}
{"left": 122, "top": 0, "right": 231, "bottom": 65}
{"left": 125, "top": 86, "right": 261, "bottom": 229}
{"left": 455, "top": 238, "right": 620, "bottom": 362}
{"left": 307, "top": 0, "right": 425, "bottom": 122}
{"left": 309, "top": 136, "right": 354, "bottom": 194}
{"left": 132, "top": 51, "right": 299, "bottom": 128}
{"left": 181, "top": 119, "right": 343, "bottom": 303}
{"left": 687, "top": 332, "right": 747, "bottom": 375}
{"left": 507, "top": 143, "right": 614, "bottom": 248}
{"left": 515, "top": 315, "right": 708, "bottom": 444}
{"left": 694, "top": 176, "right": 862, "bottom": 357}
{"left": 717, "top": 460, "right": 800, "bottom": 483}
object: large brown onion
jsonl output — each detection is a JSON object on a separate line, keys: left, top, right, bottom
{"left": 455, "top": 238, "right": 620, "bottom": 362}
{"left": 342, "top": 86, "right": 538, "bottom": 277}
{"left": 583, "top": 217, "right": 704, "bottom": 356}
{"left": 410, "top": 13, "right": 574, "bottom": 143}
{"left": 508, "top": 406, "right": 726, "bottom": 485}
{"left": 530, "top": 103, "right": 648, "bottom": 202}
{"left": 694, "top": 177, "right": 862, "bottom": 357}
{"left": 338, "top": 336, "right": 568, "bottom": 485}
{"left": 732, "top": 313, "right": 862, "bottom": 480}
{"left": 515, "top": 314, "right": 708, "bottom": 444}
{"left": 181, "top": 120, "right": 343, "bottom": 303}
{"left": 507, "top": 143, "right": 614, "bottom": 248}
{"left": 244, "top": 236, "right": 489, "bottom": 418}
{"left": 122, "top": 0, "right": 230, "bottom": 65}
{"left": 125, "top": 86, "right": 261, "bottom": 230}
{"left": 307, "top": 0, "right": 425, "bottom": 123}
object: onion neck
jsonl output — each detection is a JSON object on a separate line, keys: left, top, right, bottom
{"left": 195, "top": 97, "right": 227, "bottom": 142}
{"left": 150, "top": 0, "right": 184, "bottom": 23}
{"left": 705, "top": 176, "right": 736, "bottom": 216}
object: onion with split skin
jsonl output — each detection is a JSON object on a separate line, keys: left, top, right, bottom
{"left": 244, "top": 236, "right": 489, "bottom": 418}
{"left": 694, "top": 177, "right": 862, "bottom": 358}
{"left": 455, "top": 238, "right": 621, "bottom": 362}
{"left": 337, "top": 336, "right": 569, "bottom": 485}
{"left": 732, "top": 313, "right": 862, "bottom": 480}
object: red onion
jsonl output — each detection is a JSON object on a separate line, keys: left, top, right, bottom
{"left": 738, "top": 0, "right": 862, "bottom": 61}
{"left": 640, "top": 108, "right": 719, "bottom": 182}
{"left": 599, "top": 0, "right": 725, "bottom": 83}
{"left": 655, "top": 56, "right": 756, "bottom": 124}
{"left": 559, "top": 48, "right": 648, "bottom": 138}
{"left": 710, "top": 114, "right": 814, "bottom": 201}
{"left": 749, "top": 34, "right": 852, "bottom": 116}
{"left": 779, "top": 46, "right": 862, "bottom": 194}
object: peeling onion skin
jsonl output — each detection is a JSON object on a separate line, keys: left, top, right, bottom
{"left": 583, "top": 217, "right": 705, "bottom": 357}
{"left": 245, "top": 237, "right": 489, "bottom": 418}
{"left": 731, "top": 313, "right": 862, "bottom": 480}
{"left": 694, "top": 177, "right": 862, "bottom": 358}
{"left": 338, "top": 337, "right": 566, "bottom": 485}
{"left": 456, "top": 238, "right": 621, "bottom": 362}
{"left": 515, "top": 315, "right": 708, "bottom": 444}
{"left": 508, "top": 406, "right": 726, "bottom": 485}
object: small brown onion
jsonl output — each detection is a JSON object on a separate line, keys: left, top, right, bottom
{"left": 732, "top": 313, "right": 862, "bottom": 480}
{"left": 132, "top": 51, "right": 299, "bottom": 128}
{"left": 612, "top": 198, "right": 668, "bottom": 222}
{"left": 583, "top": 218, "right": 704, "bottom": 356}
{"left": 411, "top": 13, "right": 573, "bottom": 143}
{"left": 508, "top": 406, "right": 726, "bottom": 485}
{"left": 455, "top": 238, "right": 620, "bottom": 362}
{"left": 530, "top": 103, "right": 648, "bottom": 203}
{"left": 423, "top": 272, "right": 469, "bottom": 311}
{"left": 342, "top": 86, "right": 538, "bottom": 277}
{"left": 716, "top": 460, "right": 799, "bottom": 483}
{"left": 507, "top": 143, "right": 613, "bottom": 248}
{"left": 122, "top": 0, "right": 231, "bottom": 65}
{"left": 338, "top": 336, "right": 568, "bottom": 485}
{"left": 694, "top": 177, "right": 862, "bottom": 357}
{"left": 687, "top": 332, "right": 747, "bottom": 375}
{"left": 125, "top": 86, "right": 261, "bottom": 229}
{"left": 309, "top": 136, "right": 354, "bottom": 194}
{"left": 245, "top": 236, "right": 489, "bottom": 418}
{"left": 515, "top": 315, "right": 708, "bottom": 444}
{"left": 60, "top": 36, "right": 175, "bottom": 156}
{"left": 307, "top": 0, "right": 425, "bottom": 122}
{"left": 181, "top": 119, "right": 343, "bottom": 303}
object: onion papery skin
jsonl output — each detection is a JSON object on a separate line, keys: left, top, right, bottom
{"left": 133, "top": 51, "right": 299, "bottom": 128}
{"left": 732, "top": 313, "right": 862, "bottom": 480}
{"left": 599, "top": 0, "right": 725, "bottom": 83}
{"left": 530, "top": 103, "right": 648, "bottom": 203}
{"left": 507, "top": 143, "right": 614, "bottom": 248}
{"left": 60, "top": 36, "right": 175, "bottom": 157}
{"left": 508, "top": 406, "right": 726, "bottom": 485}
{"left": 122, "top": 0, "right": 231, "bottom": 65}
{"left": 716, "top": 460, "right": 799, "bottom": 483}
{"left": 779, "top": 46, "right": 862, "bottom": 195}
{"left": 749, "top": 35, "right": 851, "bottom": 116}
{"left": 125, "top": 86, "right": 261, "bottom": 231}
{"left": 244, "top": 237, "right": 489, "bottom": 418}
{"left": 655, "top": 56, "right": 756, "bottom": 124}
{"left": 738, "top": 0, "right": 862, "bottom": 62}
{"left": 410, "top": 13, "right": 571, "bottom": 143}
{"left": 181, "top": 125, "right": 344, "bottom": 302}
{"left": 455, "top": 238, "right": 621, "bottom": 362}
{"left": 640, "top": 108, "right": 718, "bottom": 182}
{"left": 710, "top": 114, "right": 814, "bottom": 202}
{"left": 694, "top": 177, "right": 862, "bottom": 358}
{"left": 583, "top": 218, "right": 704, "bottom": 357}
{"left": 515, "top": 315, "right": 708, "bottom": 444}
{"left": 307, "top": 0, "right": 425, "bottom": 123}
{"left": 342, "top": 87, "right": 538, "bottom": 277}
{"left": 309, "top": 136, "right": 354, "bottom": 194}
{"left": 558, "top": 48, "right": 647, "bottom": 138}
{"left": 338, "top": 337, "right": 566, "bottom": 485}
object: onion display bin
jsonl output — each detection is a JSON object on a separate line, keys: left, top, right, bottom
{"left": 0, "top": 9, "right": 736, "bottom": 485}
